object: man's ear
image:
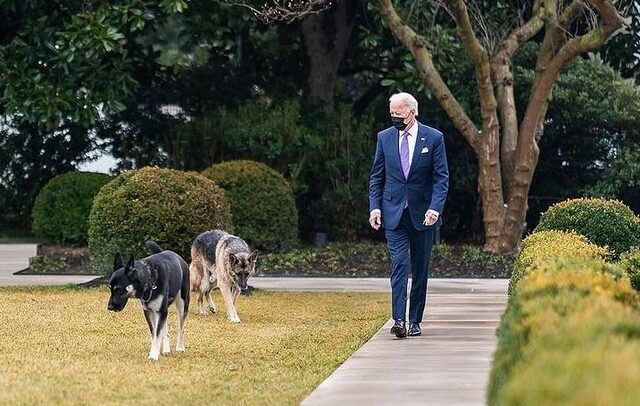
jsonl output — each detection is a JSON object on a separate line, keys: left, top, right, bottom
{"left": 114, "top": 252, "right": 124, "bottom": 271}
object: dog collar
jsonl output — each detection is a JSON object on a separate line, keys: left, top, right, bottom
{"left": 140, "top": 259, "right": 158, "bottom": 303}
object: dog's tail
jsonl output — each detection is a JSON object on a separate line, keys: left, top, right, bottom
{"left": 146, "top": 240, "right": 163, "bottom": 255}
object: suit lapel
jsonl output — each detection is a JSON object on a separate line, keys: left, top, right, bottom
{"left": 408, "top": 123, "right": 427, "bottom": 177}
{"left": 389, "top": 129, "right": 406, "bottom": 180}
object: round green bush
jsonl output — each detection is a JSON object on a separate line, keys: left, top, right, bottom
{"left": 32, "top": 171, "right": 111, "bottom": 244}
{"left": 535, "top": 197, "right": 640, "bottom": 259}
{"left": 88, "top": 167, "right": 233, "bottom": 274}
{"left": 202, "top": 160, "right": 298, "bottom": 251}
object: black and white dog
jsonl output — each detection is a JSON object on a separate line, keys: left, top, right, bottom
{"left": 107, "top": 241, "right": 190, "bottom": 360}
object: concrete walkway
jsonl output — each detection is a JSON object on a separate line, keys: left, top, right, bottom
{"left": 300, "top": 279, "right": 508, "bottom": 406}
{"left": 1, "top": 243, "right": 508, "bottom": 405}
{"left": 0, "top": 244, "right": 97, "bottom": 286}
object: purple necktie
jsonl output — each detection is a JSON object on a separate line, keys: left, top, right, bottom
{"left": 400, "top": 131, "right": 410, "bottom": 178}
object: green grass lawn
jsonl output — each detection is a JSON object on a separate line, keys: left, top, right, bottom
{"left": 0, "top": 286, "right": 389, "bottom": 405}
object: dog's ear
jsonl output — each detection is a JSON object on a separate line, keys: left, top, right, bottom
{"left": 249, "top": 250, "right": 259, "bottom": 263}
{"left": 229, "top": 253, "right": 238, "bottom": 266}
{"left": 124, "top": 255, "right": 135, "bottom": 277}
{"left": 114, "top": 252, "right": 124, "bottom": 271}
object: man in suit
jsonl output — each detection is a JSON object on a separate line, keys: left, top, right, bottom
{"left": 369, "top": 92, "right": 449, "bottom": 338}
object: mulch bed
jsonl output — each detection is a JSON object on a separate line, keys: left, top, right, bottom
{"left": 23, "top": 242, "right": 513, "bottom": 289}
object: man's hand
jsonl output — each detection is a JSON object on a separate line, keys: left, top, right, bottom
{"left": 423, "top": 209, "right": 439, "bottom": 226}
{"left": 369, "top": 210, "right": 382, "bottom": 230}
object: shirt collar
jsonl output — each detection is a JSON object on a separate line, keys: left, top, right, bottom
{"left": 399, "top": 120, "right": 418, "bottom": 138}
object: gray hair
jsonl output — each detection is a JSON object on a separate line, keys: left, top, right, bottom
{"left": 389, "top": 92, "right": 419, "bottom": 115}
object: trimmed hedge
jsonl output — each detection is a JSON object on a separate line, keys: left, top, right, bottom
{"left": 500, "top": 304, "right": 640, "bottom": 405}
{"left": 535, "top": 197, "right": 640, "bottom": 259}
{"left": 31, "top": 172, "right": 111, "bottom": 244}
{"left": 489, "top": 258, "right": 636, "bottom": 405}
{"left": 508, "top": 230, "right": 608, "bottom": 296}
{"left": 620, "top": 248, "right": 640, "bottom": 292}
{"left": 202, "top": 160, "right": 298, "bottom": 251}
{"left": 88, "top": 167, "right": 233, "bottom": 274}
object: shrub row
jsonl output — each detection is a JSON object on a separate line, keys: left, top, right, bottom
{"left": 489, "top": 199, "right": 640, "bottom": 404}
{"left": 535, "top": 197, "right": 640, "bottom": 259}
{"left": 32, "top": 161, "right": 299, "bottom": 274}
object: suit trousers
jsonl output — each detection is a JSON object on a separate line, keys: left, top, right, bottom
{"left": 385, "top": 208, "right": 435, "bottom": 322}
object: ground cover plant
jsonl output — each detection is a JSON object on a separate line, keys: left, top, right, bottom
{"left": 22, "top": 241, "right": 514, "bottom": 278}
{"left": 0, "top": 286, "right": 388, "bottom": 405}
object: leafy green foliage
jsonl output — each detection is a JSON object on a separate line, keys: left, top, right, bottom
{"left": 202, "top": 160, "right": 298, "bottom": 251}
{"left": 619, "top": 248, "right": 640, "bottom": 292}
{"left": 585, "top": 143, "right": 640, "bottom": 214}
{"left": 31, "top": 172, "right": 111, "bottom": 244}
{"left": 0, "top": 123, "right": 95, "bottom": 229}
{"left": 518, "top": 53, "right": 640, "bottom": 230}
{"left": 88, "top": 167, "right": 233, "bottom": 274}
{"left": 535, "top": 198, "right": 640, "bottom": 259}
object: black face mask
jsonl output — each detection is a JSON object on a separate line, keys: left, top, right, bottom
{"left": 391, "top": 115, "right": 408, "bottom": 131}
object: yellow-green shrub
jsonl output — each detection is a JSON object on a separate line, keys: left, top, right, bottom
{"left": 535, "top": 197, "right": 640, "bottom": 259}
{"left": 488, "top": 258, "right": 636, "bottom": 405}
{"left": 202, "top": 160, "right": 298, "bottom": 251}
{"left": 500, "top": 304, "right": 640, "bottom": 405}
{"left": 509, "top": 230, "right": 608, "bottom": 296}
{"left": 88, "top": 167, "right": 233, "bottom": 274}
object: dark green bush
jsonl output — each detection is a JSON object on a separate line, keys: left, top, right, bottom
{"left": 535, "top": 197, "right": 640, "bottom": 259}
{"left": 619, "top": 248, "right": 640, "bottom": 292}
{"left": 31, "top": 172, "right": 111, "bottom": 244}
{"left": 88, "top": 167, "right": 233, "bottom": 274}
{"left": 202, "top": 160, "right": 298, "bottom": 251}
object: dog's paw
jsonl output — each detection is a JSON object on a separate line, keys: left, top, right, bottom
{"left": 176, "top": 346, "right": 185, "bottom": 352}
{"left": 148, "top": 354, "right": 159, "bottom": 361}
{"left": 228, "top": 316, "right": 241, "bottom": 323}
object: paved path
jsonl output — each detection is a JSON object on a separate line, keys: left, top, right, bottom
{"left": 1, "top": 243, "right": 508, "bottom": 405}
{"left": 300, "top": 279, "right": 508, "bottom": 406}
{"left": 0, "top": 244, "right": 97, "bottom": 286}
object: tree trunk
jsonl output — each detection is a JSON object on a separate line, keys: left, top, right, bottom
{"left": 476, "top": 118, "right": 506, "bottom": 253}
{"left": 300, "top": 0, "right": 356, "bottom": 113}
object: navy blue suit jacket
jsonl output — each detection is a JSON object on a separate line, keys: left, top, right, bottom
{"left": 369, "top": 122, "right": 449, "bottom": 231}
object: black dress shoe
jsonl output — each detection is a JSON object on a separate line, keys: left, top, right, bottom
{"left": 408, "top": 322, "right": 421, "bottom": 337}
{"left": 390, "top": 320, "right": 407, "bottom": 338}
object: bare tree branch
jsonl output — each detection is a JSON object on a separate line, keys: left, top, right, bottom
{"left": 218, "top": 0, "right": 334, "bottom": 23}
{"left": 377, "top": 0, "right": 481, "bottom": 150}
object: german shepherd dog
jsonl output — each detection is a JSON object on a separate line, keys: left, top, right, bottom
{"left": 189, "top": 230, "right": 258, "bottom": 323}
{"left": 107, "top": 241, "right": 190, "bottom": 360}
